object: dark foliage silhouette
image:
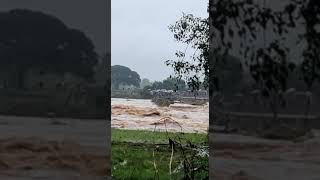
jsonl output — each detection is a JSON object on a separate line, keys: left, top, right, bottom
{"left": 0, "top": 9, "right": 98, "bottom": 89}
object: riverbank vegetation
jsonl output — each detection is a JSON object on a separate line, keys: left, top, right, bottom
{"left": 111, "top": 129, "right": 209, "bottom": 179}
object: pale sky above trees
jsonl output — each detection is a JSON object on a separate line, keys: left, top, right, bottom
{"left": 111, "top": 0, "right": 208, "bottom": 81}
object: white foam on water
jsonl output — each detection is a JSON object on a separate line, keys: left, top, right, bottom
{"left": 111, "top": 98, "right": 209, "bottom": 133}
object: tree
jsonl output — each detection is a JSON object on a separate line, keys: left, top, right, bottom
{"left": 208, "top": 0, "right": 320, "bottom": 123}
{"left": 165, "top": 11, "right": 242, "bottom": 94}
{"left": 111, "top": 65, "right": 141, "bottom": 89}
{"left": 169, "top": 0, "right": 320, "bottom": 125}
{"left": 207, "top": 0, "right": 295, "bottom": 123}
{"left": 148, "top": 77, "right": 186, "bottom": 90}
{"left": 140, "top": 85, "right": 153, "bottom": 99}
{"left": 140, "top": 78, "right": 152, "bottom": 89}
{"left": 150, "top": 81, "right": 164, "bottom": 90}
{"left": 162, "top": 77, "right": 187, "bottom": 90}
{"left": 0, "top": 9, "right": 98, "bottom": 89}
{"left": 165, "top": 13, "right": 209, "bottom": 91}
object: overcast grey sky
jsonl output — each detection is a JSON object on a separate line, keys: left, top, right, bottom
{"left": 112, "top": 0, "right": 208, "bottom": 81}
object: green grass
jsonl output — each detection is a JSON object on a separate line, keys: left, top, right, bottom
{"left": 111, "top": 129, "right": 208, "bottom": 179}
{"left": 111, "top": 129, "right": 208, "bottom": 144}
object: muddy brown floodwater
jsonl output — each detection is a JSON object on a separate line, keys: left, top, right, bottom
{"left": 0, "top": 115, "right": 110, "bottom": 180}
{"left": 111, "top": 98, "right": 209, "bottom": 133}
{"left": 212, "top": 131, "right": 320, "bottom": 180}
{"left": 111, "top": 98, "right": 320, "bottom": 179}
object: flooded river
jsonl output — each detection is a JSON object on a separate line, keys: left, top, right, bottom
{"left": 0, "top": 115, "right": 109, "bottom": 179}
{"left": 111, "top": 98, "right": 209, "bottom": 133}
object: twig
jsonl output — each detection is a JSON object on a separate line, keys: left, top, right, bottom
{"left": 169, "top": 143, "right": 174, "bottom": 179}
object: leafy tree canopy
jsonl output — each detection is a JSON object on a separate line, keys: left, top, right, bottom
{"left": 168, "top": 0, "right": 320, "bottom": 121}
{"left": 169, "top": 0, "right": 320, "bottom": 95}
{"left": 111, "top": 65, "right": 141, "bottom": 89}
{"left": 166, "top": 13, "right": 209, "bottom": 91}
{"left": 149, "top": 77, "right": 187, "bottom": 91}
{"left": 140, "top": 78, "right": 152, "bottom": 89}
{"left": 0, "top": 9, "right": 98, "bottom": 88}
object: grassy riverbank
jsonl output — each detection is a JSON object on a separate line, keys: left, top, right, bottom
{"left": 111, "top": 129, "right": 208, "bottom": 179}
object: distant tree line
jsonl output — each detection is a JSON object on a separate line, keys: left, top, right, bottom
{"left": 111, "top": 65, "right": 189, "bottom": 91}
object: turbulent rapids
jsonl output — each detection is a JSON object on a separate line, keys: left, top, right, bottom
{"left": 111, "top": 98, "right": 209, "bottom": 133}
